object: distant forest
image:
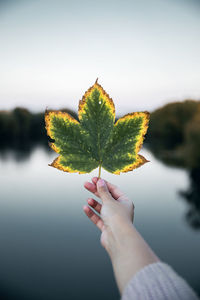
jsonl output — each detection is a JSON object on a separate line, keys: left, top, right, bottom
{"left": 0, "top": 100, "right": 200, "bottom": 168}
{"left": 147, "top": 100, "right": 200, "bottom": 169}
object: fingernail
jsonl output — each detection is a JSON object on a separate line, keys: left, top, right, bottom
{"left": 98, "top": 179, "right": 105, "bottom": 187}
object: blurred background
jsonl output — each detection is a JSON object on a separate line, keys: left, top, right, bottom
{"left": 0, "top": 0, "right": 200, "bottom": 299}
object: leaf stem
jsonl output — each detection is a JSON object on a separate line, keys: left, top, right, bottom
{"left": 98, "top": 164, "right": 102, "bottom": 179}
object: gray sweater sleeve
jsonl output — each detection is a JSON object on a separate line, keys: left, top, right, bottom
{"left": 121, "top": 262, "right": 199, "bottom": 300}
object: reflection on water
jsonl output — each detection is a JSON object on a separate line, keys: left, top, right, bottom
{"left": 0, "top": 147, "right": 200, "bottom": 299}
{"left": 0, "top": 141, "right": 50, "bottom": 163}
{"left": 1, "top": 143, "right": 200, "bottom": 231}
{"left": 146, "top": 143, "right": 200, "bottom": 231}
{"left": 180, "top": 168, "right": 200, "bottom": 230}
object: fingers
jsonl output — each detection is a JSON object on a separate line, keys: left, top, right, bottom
{"left": 96, "top": 179, "right": 114, "bottom": 203}
{"left": 91, "top": 177, "right": 98, "bottom": 184}
{"left": 92, "top": 177, "right": 124, "bottom": 200}
{"left": 84, "top": 181, "right": 96, "bottom": 193}
{"left": 87, "top": 198, "right": 102, "bottom": 214}
{"left": 84, "top": 181, "right": 99, "bottom": 197}
{"left": 83, "top": 205, "right": 104, "bottom": 231}
{"left": 84, "top": 177, "right": 125, "bottom": 201}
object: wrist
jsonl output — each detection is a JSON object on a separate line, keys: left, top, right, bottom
{"left": 105, "top": 216, "right": 135, "bottom": 258}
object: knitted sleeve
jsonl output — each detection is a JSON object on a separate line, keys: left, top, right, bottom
{"left": 121, "top": 262, "right": 199, "bottom": 300}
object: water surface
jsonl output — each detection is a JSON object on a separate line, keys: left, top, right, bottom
{"left": 0, "top": 148, "right": 199, "bottom": 299}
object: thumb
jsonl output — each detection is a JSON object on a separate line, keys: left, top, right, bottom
{"left": 97, "top": 179, "right": 114, "bottom": 202}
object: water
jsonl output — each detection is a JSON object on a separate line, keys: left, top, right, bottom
{"left": 0, "top": 148, "right": 199, "bottom": 299}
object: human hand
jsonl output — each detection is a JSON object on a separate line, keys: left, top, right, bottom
{"left": 83, "top": 177, "right": 134, "bottom": 255}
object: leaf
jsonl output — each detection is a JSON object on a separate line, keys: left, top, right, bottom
{"left": 45, "top": 80, "right": 150, "bottom": 175}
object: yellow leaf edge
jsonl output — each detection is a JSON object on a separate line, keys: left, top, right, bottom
{"left": 45, "top": 109, "right": 79, "bottom": 136}
{"left": 113, "top": 111, "right": 150, "bottom": 175}
{"left": 49, "top": 156, "right": 87, "bottom": 174}
{"left": 78, "top": 79, "right": 115, "bottom": 121}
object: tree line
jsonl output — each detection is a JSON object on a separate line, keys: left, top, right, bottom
{"left": 0, "top": 100, "right": 200, "bottom": 168}
{"left": 146, "top": 100, "right": 200, "bottom": 169}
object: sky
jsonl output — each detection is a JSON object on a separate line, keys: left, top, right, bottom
{"left": 0, "top": 0, "right": 200, "bottom": 115}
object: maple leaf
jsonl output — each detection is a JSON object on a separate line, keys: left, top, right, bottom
{"left": 45, "top": 79, "right": 150, "bottom": 176}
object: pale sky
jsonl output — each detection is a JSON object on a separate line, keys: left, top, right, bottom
{"left": 0, "top": 0, "right": 200, "bottom": 115}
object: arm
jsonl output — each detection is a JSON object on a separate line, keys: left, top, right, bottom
{"left": 83, "top": 178, "right": 199, "bottom": 300}
{"left": 83, "top": 177, "right": 159, "bottom": 294}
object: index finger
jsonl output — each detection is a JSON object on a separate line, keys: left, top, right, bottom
{"left": 84, "top": 181, "right": 99, "bottom": 197}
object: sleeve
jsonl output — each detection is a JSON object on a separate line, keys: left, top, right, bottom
{"left": 121, "top": 262, "right": 199, "bottom": 300}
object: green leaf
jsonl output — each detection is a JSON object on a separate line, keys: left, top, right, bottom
{"left": 45, "top": 80, "right": 150, "bottom": 175}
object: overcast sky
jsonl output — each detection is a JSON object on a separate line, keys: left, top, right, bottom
{"left": 0, "top": 0, "right": 199, "bottom": 115}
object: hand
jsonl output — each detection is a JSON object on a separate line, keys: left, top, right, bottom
{"left": 83, "top": 177, "right": 134, "bottom": 255}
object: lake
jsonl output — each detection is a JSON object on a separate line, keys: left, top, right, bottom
{"left": 0, "top": 147, "right": 199, "bottom": 299}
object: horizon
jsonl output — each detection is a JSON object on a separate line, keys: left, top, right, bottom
{"left": 0, "top": 97, "right": 200, "bottom": 115}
